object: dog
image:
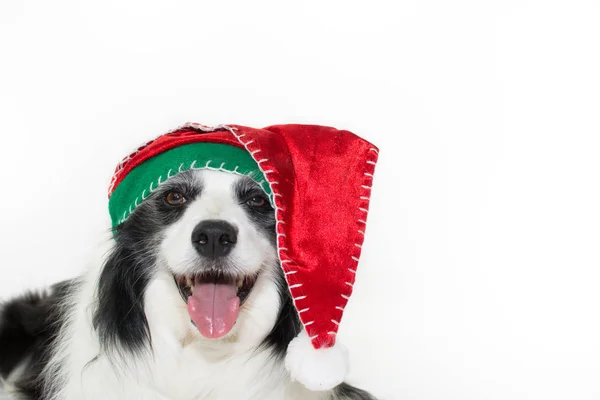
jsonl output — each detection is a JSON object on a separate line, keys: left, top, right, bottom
{"left": 0, "top": 169, "right": 376, "bottom": 399}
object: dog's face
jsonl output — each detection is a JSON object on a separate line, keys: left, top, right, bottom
{"left": 159, "top": 169, "right": 278, "bottom": 339}
{"left": 94, "top": 169, "right": 288, "bottom": 353}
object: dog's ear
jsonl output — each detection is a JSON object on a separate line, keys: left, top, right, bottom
{"left": 92, "top": 244, "right": 152, "bottom": 358}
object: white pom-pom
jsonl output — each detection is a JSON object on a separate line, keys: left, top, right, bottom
{"left": 284, "top": 330, "right": 349, "bottom": 391}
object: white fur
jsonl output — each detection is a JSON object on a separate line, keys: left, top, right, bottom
{"left": 285, "top": 331, "right": 349, "bottom": 392}
{"left": 41, "top": 171, "right": 335, "bottom": 400}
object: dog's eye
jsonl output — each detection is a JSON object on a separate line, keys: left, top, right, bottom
{"left": 165, "top": 191, "right": 187, "bottom": 206}
{"left": 246, "top": 196, "right": 267, "bottom": 207}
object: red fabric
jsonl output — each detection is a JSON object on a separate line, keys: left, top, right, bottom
{"left": 109, "top": 123, "right": 379, "bottom": 349}
{"left": 229, "top": 124, "right": 378, "bottom": 349}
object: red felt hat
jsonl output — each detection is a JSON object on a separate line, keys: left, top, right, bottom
{"left": 108, "top": 123, "right": 379, "bottom": 390}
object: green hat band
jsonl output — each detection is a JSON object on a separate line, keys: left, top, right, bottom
{"left": 108, "top": 142, "right": 271, "bottom": 227}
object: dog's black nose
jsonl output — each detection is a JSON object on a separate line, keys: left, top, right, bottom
{"left": 191, "top": 220, "right": 238, "bottom": 259}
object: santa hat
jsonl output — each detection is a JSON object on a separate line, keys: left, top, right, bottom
{"left": 107, "top": 123, "right": 379, "bottom": 391}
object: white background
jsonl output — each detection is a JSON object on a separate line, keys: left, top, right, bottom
{"left": 1, "top": 1, "right": 599, "bottom": 399}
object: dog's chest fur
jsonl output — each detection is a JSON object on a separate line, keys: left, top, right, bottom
{"left": 148, "top": 343, "right": 322, "bottom": 400}
{"left": 50, "top": 267, "right": 325, "bottom": 400}
{"left": 66, "top": 341, "right": 321, "bottom": 400}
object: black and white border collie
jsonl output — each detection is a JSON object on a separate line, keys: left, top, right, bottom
{"left": 0, "top": 169, "right": 376, "bottom": 400}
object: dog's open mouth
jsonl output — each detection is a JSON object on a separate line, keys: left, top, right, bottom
{"left": 174, "top": 272, "right": 257, "bottom": 339}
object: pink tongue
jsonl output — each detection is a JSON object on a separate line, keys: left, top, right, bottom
{"left": 187, "top": 281, "right": 240, "bottom": 339}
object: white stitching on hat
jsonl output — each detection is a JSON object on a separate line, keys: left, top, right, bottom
{"left": 251, "top": 149, "right": 261, "bottom": 155}
{"left": 289, "top": 284, "right": 303, "bottom": 289}
{"left": 117, "top": 152, "right": 260, "bottom": 224}
{"left": 304, "top": 321, "right": 314, "bottom": 326}
{"left": 298, "top": 308, "right": 309, "bottom": 314}
{"left": 285, "top": 270, "right": 297, "bottom": 275}
{"left": 295, "top": 295, "right": 307, "bottom": 301}
{"left": 108, "top": 139, "right": 155, "bottom": 195}
{"left": 331, "top": 319, "right": 340, "bottom": 326}
{"left": 335, "top": 306, "right": 344, "bottom": 311}
{"left": 338, "top": 146, "right": 379, "bottom": 332}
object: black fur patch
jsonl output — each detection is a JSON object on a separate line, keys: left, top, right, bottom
{"left": 0, "top": 280, "right": 77, "bottom": 399}
{"left": 234, "top": 176, "right": 277, "bottom": 243}
{"left": 260, "top": 272, "right": 302, "bottom": 358}
{"left": 92, "top": 244, "right": 154, "bottom": 357}
{"left": 335, "top": 382, "right": 378, "bottom": 400}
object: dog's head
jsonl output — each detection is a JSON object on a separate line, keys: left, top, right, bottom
{"left": 93, "top": 169, "right": 299, "bottom": 356}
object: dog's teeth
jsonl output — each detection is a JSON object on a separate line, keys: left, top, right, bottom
{"left": 186, "top": 276, "right": 193, "bottom": 288}
{"left": 237, "top": 278, "right": 243, "bottom": 289}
